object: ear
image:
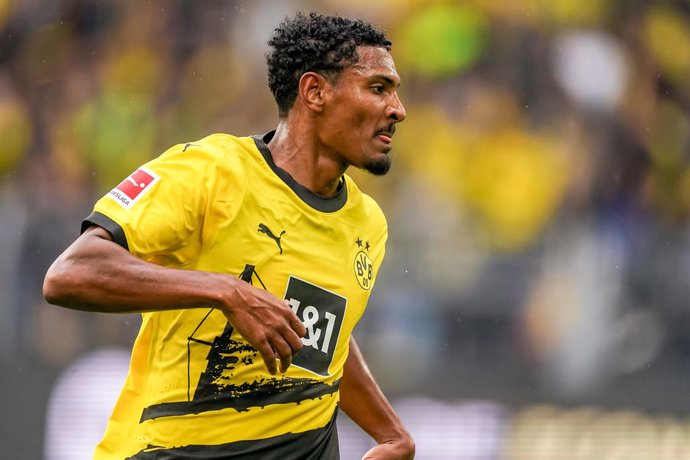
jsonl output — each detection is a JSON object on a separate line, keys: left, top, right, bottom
{"left": 298, "top": 72, "right": 329, "bottom": 113}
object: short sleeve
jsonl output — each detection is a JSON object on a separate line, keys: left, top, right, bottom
{"left": 84, "top": 142, "right": 222, "bottom": 265}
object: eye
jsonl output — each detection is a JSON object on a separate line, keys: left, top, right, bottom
{"left": 371, "top": 84, "right": 384, "bottom": 94}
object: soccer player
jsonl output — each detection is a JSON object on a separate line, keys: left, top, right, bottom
{"left": 43, "top": 12, "right": 414, "bottom": 460}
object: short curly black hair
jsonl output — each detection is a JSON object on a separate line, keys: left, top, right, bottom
{"left": 266, "top": 12, "right": 392, "bottom": 118}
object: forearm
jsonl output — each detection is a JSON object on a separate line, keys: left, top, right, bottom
{"left": 43, "top": 226, "right": 231, "bottom": 313}
{"left": 44, "top": 225, "right": 306, "bottom": 375}
{"left": 339, "top": 338, "right": 414, "bottom": 455}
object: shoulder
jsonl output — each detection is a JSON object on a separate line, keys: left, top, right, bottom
{"left": 153, "top": 133, "right": 264, "bottom": 180}
{"left": 195, "top": 133, "right": 258, "bottom": 152}
{"left": 344, "top": 174, "right": 388, "bottom": 228}
{"left": 163, "top": 133, "right": 256, "bottom": 162}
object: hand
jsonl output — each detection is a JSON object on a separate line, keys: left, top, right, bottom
{"left": 218, "top": 277, "right": 306, "bottom": 375}
{"left": 362, "top": 438, "right": 415, "bottom": 460}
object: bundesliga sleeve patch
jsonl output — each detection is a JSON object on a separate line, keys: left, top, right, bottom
{"left": 106, "top": 167, "right": 160, "bottom": 209}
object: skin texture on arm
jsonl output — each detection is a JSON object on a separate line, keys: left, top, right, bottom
{"left": 43, "top": 225, "right": 306, "bottom": 375}
{"left": 339, "top": 338, "right": 415, "bottom": 460}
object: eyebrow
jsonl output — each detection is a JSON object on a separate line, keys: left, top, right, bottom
{"left": 371, "top": 74, "right": 401, "bottom": 87}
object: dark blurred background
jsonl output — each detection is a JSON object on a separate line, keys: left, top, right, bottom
{"left": 3, "top": 0, "right": 690, "bottom": 458}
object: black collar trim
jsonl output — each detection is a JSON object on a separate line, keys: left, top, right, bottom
{"left": 252, "top": 131, "right": 348, "bottom": 213}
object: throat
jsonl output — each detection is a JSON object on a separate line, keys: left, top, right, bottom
{"left": 318, "top": 176, "right": 345, "bottom": 198}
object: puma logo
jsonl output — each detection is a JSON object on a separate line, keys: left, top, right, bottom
{"left": 258, "top": 223, "right": 285, "bottom": 254}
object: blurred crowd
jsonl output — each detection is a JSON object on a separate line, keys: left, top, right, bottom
{"left": 3, "top": 0, "right": 690, "bottom": 458}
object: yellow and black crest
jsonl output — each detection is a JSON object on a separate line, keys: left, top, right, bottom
{"left": 353, "top": 238, "right": 373, "bottom": 290}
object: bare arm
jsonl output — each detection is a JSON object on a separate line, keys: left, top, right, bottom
{"left": 339, "top": 338, "right": 415, "bottom": 460}
{"left": 43, "top": 225, "right": 305, "bottom": 374}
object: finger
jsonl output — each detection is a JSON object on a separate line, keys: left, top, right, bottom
{"left": 279, "top": 357, "right": 291, "bottom": 374}
{"left": 288, "top": 313, "right": 307, "bottom": 338}
{"left": 255, "top": 341, "right": 278, "bottom": 375}
{"left": 281, "top": 299, "right": 306, "bottom": 337}
{"left": 270, "top": 336, "right": 294, "bottom": 373}
{"left": 283, "top": 328, "right": 304, "bottom": 354}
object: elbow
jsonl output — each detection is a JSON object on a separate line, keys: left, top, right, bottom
{"left": 42, "top": 262, "right": 73, "bottom": 307}
{"left": 400, "top": 434, "right": 415, "bottom": 459}
{"left": 42, "top": 231, "right": 108, "bottom": 310}
{"left": 42, "top": 267, "right": 62, "bottom": 306}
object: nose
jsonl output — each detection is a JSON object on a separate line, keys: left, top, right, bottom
{"left": 386, "top": 92, "right": 406, "bottom": 123}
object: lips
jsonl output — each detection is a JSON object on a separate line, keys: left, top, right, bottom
{"left": 376, "top": 125, "right": 395, "bottom": 145}
{"left": 377, "top": 133, "right": 392, "bottom": 144}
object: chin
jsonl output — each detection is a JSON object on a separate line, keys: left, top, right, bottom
{"left": 363, "top": 156, "right": 391, "bottom": 176}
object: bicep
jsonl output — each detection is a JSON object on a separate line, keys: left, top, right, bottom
{"left": 43, "top": 224, "right": 132, "bottom": 307}
{"left": 48, "top": 224, "right": 128, "bottom": 278}
{"left": 82, "top": 224, "right": 114, "bottom": 241}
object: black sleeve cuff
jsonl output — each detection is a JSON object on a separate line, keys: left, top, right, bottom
{"left": 81, "top": 211, "right": 129, "bottom": 251}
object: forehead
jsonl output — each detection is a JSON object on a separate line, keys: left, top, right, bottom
{"left": 346, "top": 46, "right": 400, "bottom": 83}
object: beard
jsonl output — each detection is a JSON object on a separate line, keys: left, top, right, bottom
{"left": 363, "top": 154, "right": 391, "bottom": 176}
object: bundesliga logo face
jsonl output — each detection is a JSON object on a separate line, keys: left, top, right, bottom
{"left": 107, "top": 167, "right": 159, "bottom": 209}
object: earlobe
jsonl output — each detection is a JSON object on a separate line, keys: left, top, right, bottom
{"left": 298, "top": 72, "right": 327, "bottom": 113}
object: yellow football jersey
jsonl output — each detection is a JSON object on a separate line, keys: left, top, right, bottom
{"left": 84, "top": 132, "right": 388, "bottom": 459}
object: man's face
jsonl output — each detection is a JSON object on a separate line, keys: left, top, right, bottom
{"left": 320, "top": 46, "right": 406, "bottom": 175}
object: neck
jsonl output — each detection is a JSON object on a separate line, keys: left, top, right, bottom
{"left": 267, "top": 119, "right": 346, "bottom": 197}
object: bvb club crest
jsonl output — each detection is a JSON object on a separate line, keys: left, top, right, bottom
{"left": 353, "top": 249, "right": 373, "bottom": 290}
